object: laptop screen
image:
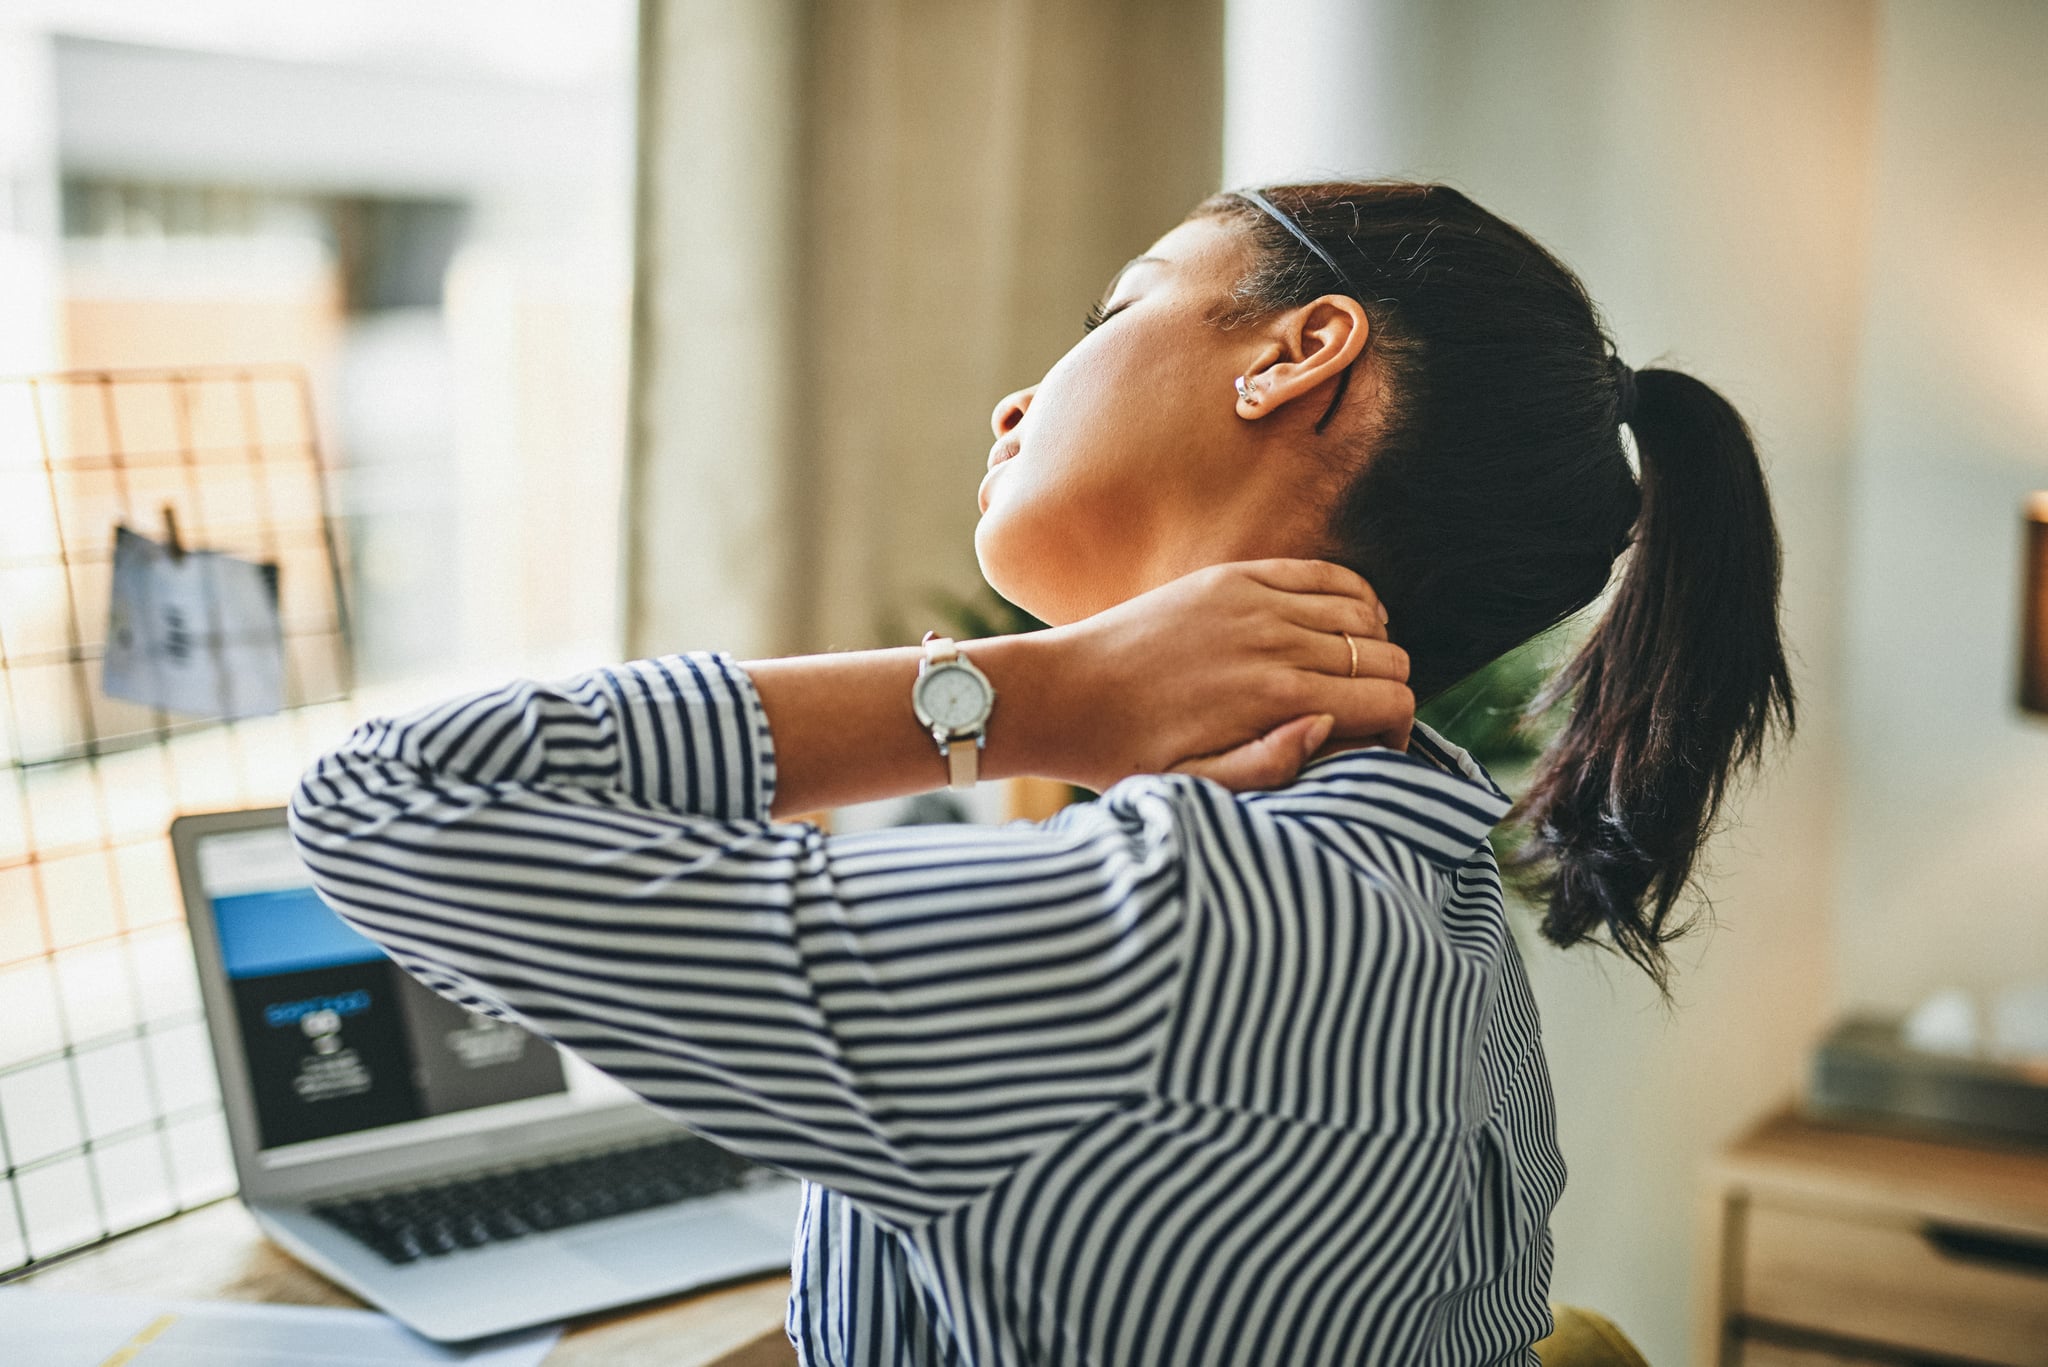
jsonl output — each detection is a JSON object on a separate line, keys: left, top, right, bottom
{"left": 194, "top": 824, "right": 570, "bottom": 1155}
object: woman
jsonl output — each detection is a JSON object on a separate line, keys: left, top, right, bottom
{"left": 292, "top": 180, "right": 1792, "bottom": 1364}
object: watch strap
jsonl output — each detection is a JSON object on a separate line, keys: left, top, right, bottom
{"left": 946, "top": 740, "right": 978, "bottom": 790}
{"left": 920, "top": 633, "right": 984, "bottom": 789}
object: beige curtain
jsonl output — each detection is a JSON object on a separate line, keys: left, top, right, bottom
{"left": 626, "top": 0, "right": 1223, "bottom": 659}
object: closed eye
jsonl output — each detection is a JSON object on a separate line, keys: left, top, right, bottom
{"left": 1083, "top": 300, "right": 1129, "bottom": 335}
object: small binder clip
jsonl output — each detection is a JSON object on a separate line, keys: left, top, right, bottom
{"left": 161, "top": 504, "right": 185, "bottom": 561}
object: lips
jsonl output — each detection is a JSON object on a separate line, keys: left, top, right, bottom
{"left": 979, "top": 438, "right": 1021, "bottom": 514}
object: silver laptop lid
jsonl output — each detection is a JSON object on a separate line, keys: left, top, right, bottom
{"left": 173, "top": 808, "right": 649, "bottom": 1204}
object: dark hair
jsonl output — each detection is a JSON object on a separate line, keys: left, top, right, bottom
{"left": 1192, "top": 181, "right": 1794, "bottom": 990}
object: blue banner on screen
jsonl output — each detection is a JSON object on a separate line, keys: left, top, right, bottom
{"left": 215, "top": 887, "right": 387, "bottom": 979}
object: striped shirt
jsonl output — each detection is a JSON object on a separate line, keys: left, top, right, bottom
{"left": 289, "top": 651, "right": 1564, "bottom": 1365}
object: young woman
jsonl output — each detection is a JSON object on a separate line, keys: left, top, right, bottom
{"left": 292, "top": 180, "right": 1793, "bottom": 1365}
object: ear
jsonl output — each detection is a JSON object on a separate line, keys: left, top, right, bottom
{"left": 1233, "top": 295, "right": 1371, "bottom": 420}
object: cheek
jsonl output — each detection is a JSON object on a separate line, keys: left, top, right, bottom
{"left": 1012, "top": 333, "right": 1193, "bottom": 507}
{"left": 973, "top": 361, "right": 1129, "bottom": 544}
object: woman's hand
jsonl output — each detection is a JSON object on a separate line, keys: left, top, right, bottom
{"left": 1037, "top": 558, "right": 1412, "bottom": 794}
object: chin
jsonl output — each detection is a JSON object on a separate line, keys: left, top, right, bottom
{"left": 973, "top": 518, "right": 1035, "bottom": 616}
{"left": 973, "top": 514, "right": 1073, "bottom": 626}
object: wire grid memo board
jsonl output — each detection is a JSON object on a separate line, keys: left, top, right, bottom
{"left": 0, "top": 365, "right": 354, "bottom": 1275}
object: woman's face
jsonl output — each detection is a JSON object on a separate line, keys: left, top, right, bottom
{"left": 973, "top": 214, "right": 1364, "bottom": 626}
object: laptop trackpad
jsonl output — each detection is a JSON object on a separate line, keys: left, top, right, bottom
{"left": 564, "top": 1202, "right": 791, "bottom": 1284}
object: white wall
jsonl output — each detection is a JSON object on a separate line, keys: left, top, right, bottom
{"left": 1834, "top": 2, "right": 2048, "bottom": 1011}
{"left": 1228, "top": 2, "right": 1880, "bottom": 1361}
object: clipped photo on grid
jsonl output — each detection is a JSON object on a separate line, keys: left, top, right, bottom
{"left": 103, "top": 522, "right": 286, "bottom": 720}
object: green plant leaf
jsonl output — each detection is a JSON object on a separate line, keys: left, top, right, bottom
{"left": 1416, "top": 629, "right": 1576, "bottom": 776}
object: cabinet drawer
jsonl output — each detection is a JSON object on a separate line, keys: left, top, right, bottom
{"left": 1742, "top": 1199, "right": 2048, "bottom": 1366}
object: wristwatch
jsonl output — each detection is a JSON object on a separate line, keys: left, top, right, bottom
{"left": 912, "top": 632, "right": 996, "bottom": 789}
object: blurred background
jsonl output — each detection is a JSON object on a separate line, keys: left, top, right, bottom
{"left": 0, "top": 0, "right": 637, "bottom": 685}
{"left": 2, "top": 2, "right": 2046, "bottom": 1363}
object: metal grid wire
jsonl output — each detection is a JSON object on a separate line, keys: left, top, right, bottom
{"left": 0, "top": 366, "right": 353, "bottom": 1276}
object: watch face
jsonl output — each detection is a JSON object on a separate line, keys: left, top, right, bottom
{"left": 919, "top": 664, "right": 989, "bottom": 729}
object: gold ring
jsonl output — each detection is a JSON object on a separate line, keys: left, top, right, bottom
{"left": 1342, "top": 631, "right": 1358, "bottom": 679}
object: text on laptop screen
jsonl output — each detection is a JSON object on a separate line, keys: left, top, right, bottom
{"left": 198, "top": 827, "right": 567, "bottom": 1151}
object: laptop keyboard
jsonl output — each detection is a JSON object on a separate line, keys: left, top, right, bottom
{"left": 310, "top": 1133, "right": 762, "bottom": 1264}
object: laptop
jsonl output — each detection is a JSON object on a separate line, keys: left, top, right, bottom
{"left": 171, "top": 807, "right": 802, "bottom": 1343}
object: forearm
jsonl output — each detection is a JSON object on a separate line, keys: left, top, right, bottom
{"left": 742, "top": 630, "right": 1085, "bottom": 818}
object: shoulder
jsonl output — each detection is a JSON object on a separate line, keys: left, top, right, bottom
{"left": 1236, "top": 722, "right": 1513, "bottom": 874}
{"left": 1055, "top": 724, "right": 1512, "bottom": 897}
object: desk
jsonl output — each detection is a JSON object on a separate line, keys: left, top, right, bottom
{"left": 11, "top": 1199, "right": 797, "bottom": 1367}
{"left": 1697, "top": 1110, "right": 2048, "bottom": 1366}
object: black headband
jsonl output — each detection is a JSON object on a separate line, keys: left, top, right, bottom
{"left": 1236, "top": 189, "right": 1363, "bottom": 299}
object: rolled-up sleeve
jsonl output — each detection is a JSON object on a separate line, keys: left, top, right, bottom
{"left": 288, "top": 652, "right": 1191, "bottom": 1227}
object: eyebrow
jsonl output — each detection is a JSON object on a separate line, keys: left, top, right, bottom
{"left": 1098, "top": 254, "right": 1170, "bottom": 304}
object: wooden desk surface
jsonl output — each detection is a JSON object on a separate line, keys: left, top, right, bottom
{"left": 11, "top": 1199, "right": 797, "bottom": 1367}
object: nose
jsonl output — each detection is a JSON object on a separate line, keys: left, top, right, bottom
{"left": 990, "top": 385, "right": 1035, "bottom": 439}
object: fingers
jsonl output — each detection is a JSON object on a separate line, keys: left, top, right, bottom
{"left": 1324, "top": 633, "right": 1409, "bottom": 684}
{"left": 1171, "top": 713, "right": 1334, "bottom": 792}
{"left": 1235, "top": 558, "right": 1387, "bottom": 623}
{"left": 1298, "top": 675, "right": 1415, "bottom": 750}
{"left": 1276, "top": 589, "right": 1390, "bottom": 641}
{"left": 1259, "top": 594, "right": 1408, "bottom": 681}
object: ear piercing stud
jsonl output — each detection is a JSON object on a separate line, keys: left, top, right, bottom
{"left": 1235, "top": 375, "right": 1257, "bottom": 406}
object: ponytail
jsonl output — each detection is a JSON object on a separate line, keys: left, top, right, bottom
{"left": 1507, "top": 368, "right": 1796, "bottom": 990}
{"left": 1197, "top": 180, "right": 1797, "bottom": 988}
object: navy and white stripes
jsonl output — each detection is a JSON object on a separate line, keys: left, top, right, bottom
{"left": 289, "top": 651, "right": 1564, "bottom": 1365}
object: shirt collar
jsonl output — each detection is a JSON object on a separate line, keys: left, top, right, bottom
{"left": 1400, "top": 721, "right": 1514, "bottom": 804}
{"left": 1251, "top": 720, "right": 1514, "bottom": 869}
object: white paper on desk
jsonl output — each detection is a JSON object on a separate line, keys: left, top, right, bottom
{"left": 103, "top": 524, "right": 286, "bottom": 720}
{"left": 0, "top": 1288, "right": 561, "bottom": 1366}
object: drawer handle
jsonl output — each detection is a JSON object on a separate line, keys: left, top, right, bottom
{"left": 1923, "top": 1223, "right": 2048, "bottom": 1276}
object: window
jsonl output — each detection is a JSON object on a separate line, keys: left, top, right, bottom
{"left": 0, "top": 3, "right": 636, "bottom": 1273}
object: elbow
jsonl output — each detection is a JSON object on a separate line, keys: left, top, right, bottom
{"left": 286, "top": 724, "right": 390, "bottom": 856}
{"left": 286, "top": 758, "right": 347, "bottom": 864}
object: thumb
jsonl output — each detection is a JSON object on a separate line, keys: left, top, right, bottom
{"left": 1170, "top": 713, "right": 1335, "bottom": 792}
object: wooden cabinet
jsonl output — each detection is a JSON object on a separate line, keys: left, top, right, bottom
{"left": 1736, "top": 1342, "right": 1894, "bottom": 1367}
{"left": 1700, "top": 1112, "right": 2048, "bottom": 1367}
